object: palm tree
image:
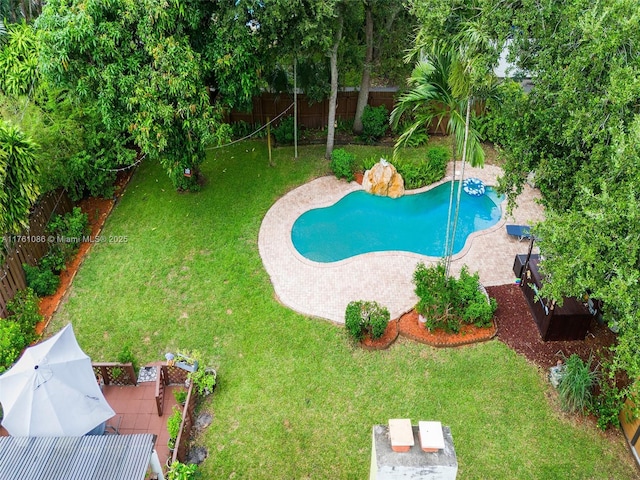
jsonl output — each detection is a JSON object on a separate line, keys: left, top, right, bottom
{"left": 390, "top": 45, "right": 489, "bottom": 276}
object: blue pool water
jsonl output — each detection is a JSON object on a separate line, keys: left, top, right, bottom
{"left": 291, "top": 181, "right": 503, "bottom": 262}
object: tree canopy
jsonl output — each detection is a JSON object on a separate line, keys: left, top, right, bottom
{"left": 487, "top": 0, "right": 640, "bottom": 380}
{"left": 36, "top": 0, "right": 229, "bottom": 191}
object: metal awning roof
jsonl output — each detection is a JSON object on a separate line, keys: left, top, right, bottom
{"left": 0, "top": 434, "right": 156, "bottom": 480}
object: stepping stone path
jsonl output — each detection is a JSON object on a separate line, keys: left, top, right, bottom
{"left": 193, "top": 412, "right": 213, "bottom": 432}
{"left": 186, "top": 446, "right": 208, "bottom": 465}
{"left": 137, "top": 366, "right": 157, "bottom": 383}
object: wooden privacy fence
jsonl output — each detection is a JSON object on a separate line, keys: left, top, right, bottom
{"left": 227, "top": 88, "right": 411, "bottom": 130}
{"left": 620, "top": 397, "right": 640, "bottom": 468}
{"left": 0, "top": 189, "right": 73, "bottom": 318}
{"left": 227, "top": 88, "right": 487, "bottom": 135}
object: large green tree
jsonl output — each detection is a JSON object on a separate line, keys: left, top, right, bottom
{"left": 534, "top": 118, "right": 640, "bottom": 380}
{"left": 494, "top": 0, "right": 640, "bottom": 382}
{"left": 36, "top": 0, "right": 228, "bottom": 191}
{"left": 0, "top": 20, "right": 135, "bottom": 200}
{"left": 391, "top": 46, "right": 494, "bottom": 275}
{"left": 203, "top": 0, "right": 268, "bottom": 111}
{"left": 497, "top": 0, "right": 640, "bottom": 212}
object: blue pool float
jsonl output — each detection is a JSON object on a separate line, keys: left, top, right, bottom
{"left": 462, "top": 177, "right": 486, "bottom": 197}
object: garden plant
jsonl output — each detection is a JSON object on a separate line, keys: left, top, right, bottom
{"left": 413, "top": 262, "right": 497, "bottom": 333}
{"left": 344, "top": 300, "right": 390, "bottom": 341}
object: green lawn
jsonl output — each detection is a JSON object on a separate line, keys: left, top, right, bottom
{"left": 47, "top": 140, "right": 636, "bottom": 479}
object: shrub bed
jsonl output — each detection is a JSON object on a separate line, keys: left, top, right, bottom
{"left": 0, "top": 288, "right": 43, "bottom": 373}
{"left": 394, "top": 146, "right": 449, "bottom": 189}
{"left": 360, "top": 105, "right": 389, "bottom": 143}
{"left": 345, "top": 300, "right": 390, "bottom": 341}
{"left": 330, "top": 148, "right": 357, "bottom": 182}
{"left": 413, "top": 262, "right": 497, "bottom": 333}
{"left": 24, "top": 206, "right": 89, "bottom": 296}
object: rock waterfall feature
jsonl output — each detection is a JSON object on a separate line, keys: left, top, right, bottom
{"left": 362, "top": 159, "right": 405, "bottom": 198}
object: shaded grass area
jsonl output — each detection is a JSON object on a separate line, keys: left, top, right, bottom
{"left": 48, "top": 140, "right": 635, "bottom": 479}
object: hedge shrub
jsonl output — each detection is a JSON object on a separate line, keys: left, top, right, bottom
{"left": 330, "top": 148, "right": 357, "bottom": 182}
{"left": 0, "top": 320, "right": 28, "bottom": 374}
{"left": 0, "top": 287, "right": 42, "bottom": 374}
{"left": 273, "top": 116, "right": 294, "bottom": 144}
{"left": 7, "top": 287, "right": 42, "bottom": 341}
{"left": 360, "top": 105, "right": 389, "bottom": 143}
{"left": 23, "top": 263, "right": 60, "bottom": 297}
{"left": 395, "top": 146, "right": 449, "bottom": 189}
{"left": 345, "top": 300, "right": 390, "bottom": 341}
{"left": 413, "top": 262, "right": 496, "bottom": 333}
{"left": 47, "top": 206, "right": 89, "bottom": 263}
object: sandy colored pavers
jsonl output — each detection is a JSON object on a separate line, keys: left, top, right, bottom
{"left": 259, "top": 163, "right": 544, "bottom": 324}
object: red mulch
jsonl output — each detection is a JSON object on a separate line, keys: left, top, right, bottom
{"left": 398, "top": 309, "right": 496, "bottom": 347}
{"left": 358, "top": 284, "right": 617, "bottom": 372}
{"left": 361, "top": 319, "right": 400, "bottom": 350}
{"left": 35, "top": 171, "right": 133, "bottom": 335}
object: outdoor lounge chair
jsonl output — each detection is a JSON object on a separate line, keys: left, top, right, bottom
{"left": 506, "top": 224, "right": 532, "bottom": 241}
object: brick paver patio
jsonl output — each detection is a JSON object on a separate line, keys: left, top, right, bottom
{"left": 259, "top": 163, "right": 545, "bottom": 323}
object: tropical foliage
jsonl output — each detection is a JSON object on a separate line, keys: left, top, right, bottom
{"left": 488, "top": 0, "right": 640, "bottom": 387}
{"left": 413, "top": 262, "right": 496, "bottom": 333}
{"left": 0, "top": 20, "right": 39, "bottom": 97}
{"left": 0, "top": 119, "right": 39, "bottom": 234}
{"left": 36, "top": 0, "right": 229, "bottom": 191}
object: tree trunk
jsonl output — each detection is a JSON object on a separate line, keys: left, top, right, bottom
{"left": 353, "top": 6, "right": 373, "bottom": 135}
{"left": 325, "top": 15, "right": 343, "bottom": 160}
{"left": 443, "top": 138, "right": 457, "bottom": 274}
{"left": 445, "top": 98, "right": 472, "bottom": 276}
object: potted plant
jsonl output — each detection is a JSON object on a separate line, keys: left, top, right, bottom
{"left": 166, "top": 405, "right": 182, "bottom": 452}
{"left": 167, "top": 460, "right": 198, "bottom": 480}
{"left": 173, "top": 388, "right": 187, "bottom": 405}
{"left": 174, "top": 352, "right": 198, "bottom": 373}
{"left": 188, "top": 366, "right": 217, "bottom": 396}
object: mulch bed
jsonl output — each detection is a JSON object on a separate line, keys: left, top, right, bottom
{"left": 35, "top": 171, "right": 134, "bottom": 335}
{"left": 361, "top": 319, "right": 400, "bottom": 350}
{"left": 488, "top": 283, "right": 617, "bottom": 369}
{"left": 359, "top": 284, "right": 617, "bottom": 372}
{"left": 398, "top": 310, "right": 496, "bottom": 347}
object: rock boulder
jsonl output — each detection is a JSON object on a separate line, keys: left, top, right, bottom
{"left": 362, "top": 159, "right": 405, "bottom": 198}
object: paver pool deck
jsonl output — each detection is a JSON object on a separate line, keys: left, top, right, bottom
{"left": 258, "top": 163, "right": 545, "bottom": 324}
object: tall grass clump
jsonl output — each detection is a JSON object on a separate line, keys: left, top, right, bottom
{"left": 558, "top": 354, "right": 599, "bottom": 414}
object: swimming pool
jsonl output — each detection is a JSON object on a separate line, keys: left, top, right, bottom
{"left": 291, "top": 181, "right": 503, "bottom": 262}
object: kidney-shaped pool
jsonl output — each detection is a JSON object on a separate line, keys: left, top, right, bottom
{"left": 291, "top": 181, "right": 503, "bottom": 263}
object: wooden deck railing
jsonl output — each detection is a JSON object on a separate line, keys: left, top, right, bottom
{"left": 155, "top": 365, "right": 189, "bottom": 417}
{"left": 155, "top": 365, "right": 167, "bottom": 416}
{"left": 172, "top": 380, "right": 198, "bottom": 464}
{"left": 92, "top": 360, "right": 205, "bottom": 468}
{"left": 92, "top": 362, "right": 137, "bottom": 386}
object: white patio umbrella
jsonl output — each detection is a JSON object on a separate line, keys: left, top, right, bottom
{"left": 0, "top": 323, "right": 115, "bottom": 436}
